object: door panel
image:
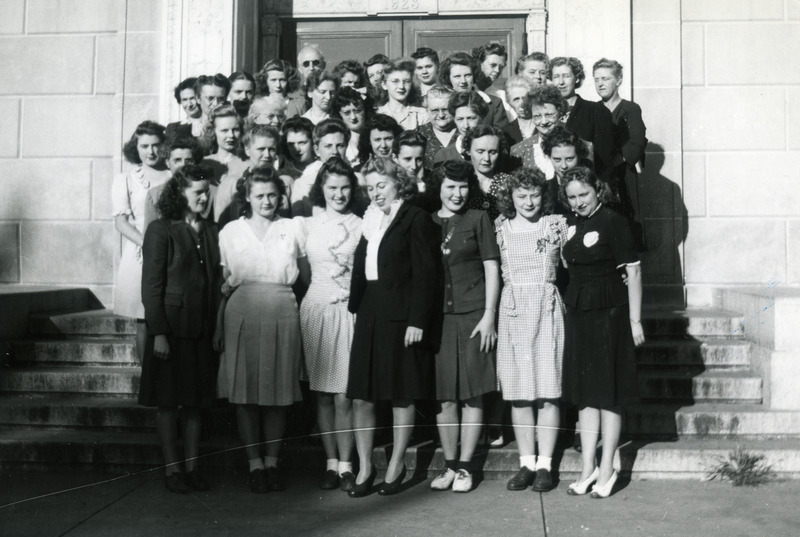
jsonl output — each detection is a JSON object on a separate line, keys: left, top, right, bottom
{"left": 403, "top": 17, "right": 526, "bottom": 81}
{"left": 296, "top": 19, "right": 403, "bottom": 69}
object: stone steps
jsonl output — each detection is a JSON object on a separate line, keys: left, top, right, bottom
{"left": 638, "top": 369, "right": 762, "bottom": 403}
{"left": 0, "top": 366, "right": 140, "bottom": 396}
{"left": 10, "top": 338, "right": 137, "bottom": 365}
{"left": 641, "top": 308, "right": 743, "bottom": 338}
{"left": 626, "top": 403, "right": 800, "bottom": 437}
{"left": 635, "top": 337, "right": 750, "bottom": 369}
{"left": 2, "top": 429, "right": 798, "bottom": 479}
{"left": 27, "top": 309, "right": 136, "bottom": 337}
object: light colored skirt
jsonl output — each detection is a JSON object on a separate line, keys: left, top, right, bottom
{"left": 218, "top": 282, "right": 303, "bottom": 406}
{"left": 299, "top": 291, "right": 355, "bottom": 394}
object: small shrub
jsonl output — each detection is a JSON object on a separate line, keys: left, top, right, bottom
{"left": 705, "top": 446, "right": 776, "bottom": 486}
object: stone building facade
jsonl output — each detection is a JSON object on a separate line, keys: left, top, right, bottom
{"left": 0, "top": 0, "right": 798, "bottom": 309}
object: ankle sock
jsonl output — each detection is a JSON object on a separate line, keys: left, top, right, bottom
{"left": 535, "top": 456, "right": 552, "bottom": 471}
{"left": 456, "top": 460, "right": 472, "bottom": 473}
{"left": 263, "top": 456, "right": 278, "bottom": 469}
{"left": 248, "top": 458, "right": 265, "bottom": 472}
{"left": 520, "top": 455, "right": 536, "bottom": 471}
{"left": 326, "top": 458, "right": 339, "bottom": 472}
{"left": 338, "top": 461, "right": 353, "bottom": 475}
{"left": 445, "top": 459, "right": 458, "bottom": 472}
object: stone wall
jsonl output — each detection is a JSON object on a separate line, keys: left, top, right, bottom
{"left": 0, "top": 0, "right": 164, "bottom": 306}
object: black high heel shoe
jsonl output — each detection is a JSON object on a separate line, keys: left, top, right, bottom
{"left": 348, "top": 468, "right": 377, "bottom": 498}
{"left": 378, "top": 466, "right": 406, "bottom": 496}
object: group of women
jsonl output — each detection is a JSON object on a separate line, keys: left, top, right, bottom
{"left": 113, "top": 42, "right": 647, "bottom": 499}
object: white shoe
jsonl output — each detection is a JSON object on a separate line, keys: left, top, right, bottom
{"left": 430, "top": 468, "right": 456, "bottom": 490}
{"left": 452, "top": 469, "right": 473, "bottom": 493}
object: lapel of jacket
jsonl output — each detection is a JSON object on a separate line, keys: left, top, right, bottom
{"left": 169, "top": 220, "right": 196, "bottom": 256}
{"left": 383, "top": 201, "right": 411, "bottom": 240}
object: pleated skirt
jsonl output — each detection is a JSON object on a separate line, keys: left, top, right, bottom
{"left": 435, "top": 309, "right": 496, "bottom": 401}
{"left": 347, "top": 283, "right": 434, "bottom": 402}
{"left": 218, "top": 282, "right": 303, "bottom": 406}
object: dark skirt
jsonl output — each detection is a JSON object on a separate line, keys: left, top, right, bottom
{"left": 347, "top": 282, "right": 434, "bottom": 402}
{"left": 138, "top": 332, "right": 218, "bottom": 408}
{"left": 563, "top": 304, "right": 638, "bottom": 409}
{"left": 435, "top": 310, "right": 496, "bottom": 401}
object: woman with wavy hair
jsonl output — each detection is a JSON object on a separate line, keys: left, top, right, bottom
{"left": 113, "top": 121, "right": 171, "bottom": 360}
{"left": 494, "top": 167, "right": 568, "bottom": 494}
{"left": 216, "top": 165, "right": 306, "bottom": 493}
{"left": 346, "top": 157, "right": 439, "bottom": 497}
{"left": 438, "top": 51, "right": 508, "bottom": 129}
{"left": 299, "top": 157, "right": 363, "bottom": 492}
{"left": 139, "top": 164, "right": 221, "bottom": 494}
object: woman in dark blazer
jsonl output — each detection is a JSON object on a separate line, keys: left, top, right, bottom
{"left": 139, "top": 164, "right": 222, "bottom": 494}
{"left": 549, "top": 57, "right": 619, "bottom": 188}
{"left": 346, "top": 157, "right": 440, "bottom": 497}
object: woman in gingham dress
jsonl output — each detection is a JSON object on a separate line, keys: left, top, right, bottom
{"left": 495, "top": 167, "right": 568, "bottom": 493}
{"left": 298, "top": 157, "right": 363, "bottom": 493}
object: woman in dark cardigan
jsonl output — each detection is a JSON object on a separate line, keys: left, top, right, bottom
{"left": 549, "top": 57, "right": 619, "bottom": 187}
{"left": 346, "top": 157, "right": 440, "bottom": 497}
{"left": 139, "top": 164, "right": 222, "bottom": 494}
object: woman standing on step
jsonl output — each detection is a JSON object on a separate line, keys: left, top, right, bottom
{"left": 346, "top": 157, "right": 439, "bottom": 497}
{"left": 494, "top": 167, "right": 568, "bottom": 494}
{"left": 216, "top": 165, "right": 305, "bottom": 494}
{"left": 428, "top": 160, "right": 500, "bottom": 494}
{"left": 561, "top": 167, "right": 644, "bottom": 499}
{"left": 113, "top": 121, "right": 172, "bottom": 362}
{"left": 139, "top": 164, "right": 221, "bottom": 494}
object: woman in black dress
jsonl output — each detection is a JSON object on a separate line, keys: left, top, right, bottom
{"left": 346, "top": 157, "right": 439, "bottom": 497}
{"left": 139, "top": 164, "right": 221, "bottom": 493}
{"left": 561, "top": 167, "right": 644, "bottom": 499}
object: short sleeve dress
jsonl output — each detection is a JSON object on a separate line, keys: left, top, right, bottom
{"left": 217, "top": 217, "right": 305, "bottom": 406}
{"left": 432, "top": 209, "right": 500, "bottom": 401}
{"left": 111, "top": 166, "right": 170, "bottom": 319}
{"left": 298, "top": 212, "right": 363, "bottom": 394}
{"left": 495, "top": 214, "right": 568, "bottom": 401}
{"left": 562, "top": 205, "right": 640, "bottom": 409}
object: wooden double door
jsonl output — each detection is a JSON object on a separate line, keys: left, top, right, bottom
{"left": 288, "top": 16, "right": 527, "bottom": 82}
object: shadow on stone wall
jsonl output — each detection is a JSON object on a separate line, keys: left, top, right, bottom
{"left": 638, "top": 143, "right": 688, "bottom": 306}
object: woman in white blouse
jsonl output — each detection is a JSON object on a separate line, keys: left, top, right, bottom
{"left": 215, "top": 165, "right": 308, "bottom": 494}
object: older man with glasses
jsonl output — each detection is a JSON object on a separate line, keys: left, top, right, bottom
{"left": 285, "top": 45, "right": 328, "bottom": 119}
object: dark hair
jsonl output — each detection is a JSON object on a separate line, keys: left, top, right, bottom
{"left": 160, "top": 135, "right": 204, "bottom": 165}
{"left": 228, "top": 71, "right": 256, "bottom": 87}
{"left": 559, "top": 166, "right": 616, "bottom": 208}
{"left": 515, "top": 52, "right": 550, "bottom": 75}
{"left": 361, "top": 157, "right": 417, "bottom": 201}
{"left": 541, "top": 125, "right": 589, "bottom": 159}
{"left": 438, "top": 52, "right": 478, "bottom": 87}
{"left": 239, "top": 124, "right": 281, "bottom": 160}
{"left": 448, "top": 91, "right": 489, "bottom": 119}
{"left": 462, "top": 124, "right": 507, "bottom": 161}
{"left": 333, "top": 86, "right": 371, "bottom": 124}
{"left": 496, "top": 166, "right": 553, "bottom": 219}
{"left": 122, "top": 120, "right": 166, "bottom": 165}
{"left": 306, "top": 70, "right": 339, "bottom": 93}
{"left": 472, "top": 42, "right": 508, "bottom": 64}
{"left": 333, "top": 59, "right": 367, "bottom": 89}
{"left": 392, "top": 130, "right": 427, "bottom": 155}
{"left": 157, "top": 164, "right": 213, "bottom": 220}
{"left": 173, "top": 77, "right": 198, "bottom": 103}
{"left": 255, "top": 59, "right": 300, "bottom": 96}
{"left": 309, "top": 156, "right": 359, "bottom": 209}
{"left": 234, "top": 165, "right": 287, "bottom": 217}
{"left": 202, "top": 104, "right": 241, "bottom": 154}
{"left": 313, "top": 118, "right": 350, "bottom": 145}
{"left": 548, "top": 57, "right": 585, "bottom": 88}
{"left": 412, "top": 47, "right": 439, "bottom": 65}
{"left": 431, "top": 159, "right": 479, "bottom": 204}
{"left": 281, "top": 116, "right": 315, "bottom": 163}
{"left": 364, "top": 53, "right": 390, "bottom": 70}
{"left": 592, "top": 57, "right": 623, "bottom": 79}
{"left": 357, "top": 113, "right": 402, "bottom": 163}
{"left": 530, "top": 85, "right": 568, "bottom": 117}
{"left": 194, "top": 73, "right": 232, "bottom": 96}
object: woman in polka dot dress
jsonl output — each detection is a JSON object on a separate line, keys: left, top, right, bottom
{"left": 298, "top": 157, "right": 363, "bottom": 493}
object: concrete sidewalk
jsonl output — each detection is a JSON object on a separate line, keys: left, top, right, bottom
{"left": 1, "top": 468, "right": 798, "bottom": 536}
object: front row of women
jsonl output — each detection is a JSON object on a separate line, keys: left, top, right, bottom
{"left": 138, "top": 155, "right": 643, "bottom": 499}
